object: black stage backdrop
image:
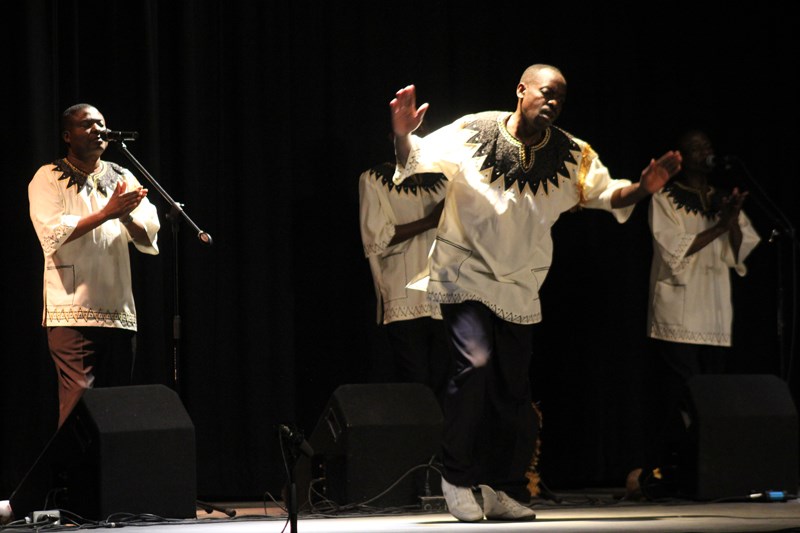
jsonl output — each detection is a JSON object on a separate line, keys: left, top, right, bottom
{"left": 2, "top": 1, "right": 798, "bottom": 500}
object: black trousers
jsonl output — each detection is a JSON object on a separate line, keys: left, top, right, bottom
{"left": 439, "top": 301, "right": 537, "bottom": 499}
{"left": 385, "top": 317, "right": 451, "bottom": 402}
{"left": 641, "top": 339, "right": 727, "bottom": 485}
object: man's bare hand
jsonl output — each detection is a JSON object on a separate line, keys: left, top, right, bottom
{"left": 640, "top": 150, "right": 682, "bottom": 194}
{"left": 103, "top": 181, "right": 148, "bottom": 221}
{"left": 718, "top": 187, "right": 748, "bottom": 229}
{"left": 390, "top": 85, "right": 429, "bottom": 137}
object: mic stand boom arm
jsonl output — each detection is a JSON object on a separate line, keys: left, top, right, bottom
{"left": 111, "top": 140, "right": 213, "bottom": 394}
{"left": 115, "top": 140, "right": 213, "bottom": 245}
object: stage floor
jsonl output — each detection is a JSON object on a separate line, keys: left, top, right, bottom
{"left": 141, "top": 490, "right": 800, "bottom": 533}
{"left": 4, "top": 489, "right": 800, "bottom": 532}
{"left": 198, "top": 495, "right": 800, "bottom": 532}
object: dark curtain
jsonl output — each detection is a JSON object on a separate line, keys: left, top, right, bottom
{"left": 2, "top": 0, "right": 798, "bottom": 500}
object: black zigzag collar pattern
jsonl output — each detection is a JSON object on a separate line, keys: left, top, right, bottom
{"left": 664, "top": 181, "right": 724, "bottom": 219}
{"left": 465, "top": 114, "right": 579, "bottom": 195}
{"left": 372, "top": 162, "right": 446, "bottom": 196}
{"left": 52, "top": 158, "right": 125, "bottom": 196}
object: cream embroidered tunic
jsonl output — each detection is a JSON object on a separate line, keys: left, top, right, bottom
{"left": 29, "top": 160, "right": 160, "bottom": 330}
{"left": 359, "top": 163, "right": 447, "bottom": 324}
{"left": 394, "top": 112, "right": 634, "bottom": 325}
{"left": 647, "top": 182, "right": 760, "bottom": 346}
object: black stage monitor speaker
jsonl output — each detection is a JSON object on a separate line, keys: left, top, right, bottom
{"left": 679, "top": 374, "right": 798, "bottom": 500}
{"left": 295, "top": 383, "right": 443, "bottom": 508}
{"left": 10, "top": 384, "right": 197, "bottom": 520}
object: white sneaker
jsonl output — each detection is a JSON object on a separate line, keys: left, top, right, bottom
{"left": 441, "top": 477, "right": 483, "bottom": 522}
{"left": 479, "top": 485, "right": 536, "bottom": 521}
{"left": 0, "top": 499, "right": 13, "bottom": 525}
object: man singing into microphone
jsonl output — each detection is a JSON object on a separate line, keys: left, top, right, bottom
{"left": 627, "top": 129, "right": 761, "bottom": 498}
{"left": 28, "top": 103, "right": 161, "bottom": 429}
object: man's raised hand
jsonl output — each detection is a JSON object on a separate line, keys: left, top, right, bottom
{"left": 390, "top": 85, "right": 429, "bottom": 137}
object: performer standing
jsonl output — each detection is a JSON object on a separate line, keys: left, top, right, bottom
{"left": 647, "top": 129, "right": 760, "bottom": 374}
{"left": 627, "top": 129, "right": 761, "bottom": 498}
{"left": 28, "top": 103, "right": 160, "bottom": 429}
{"left": 359, "top": 158, "right": 450, "bottom": 399}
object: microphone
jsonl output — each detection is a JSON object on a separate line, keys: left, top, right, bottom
{"left": 705, "top": 154, "right": 735, "bottom": 168}
{"left": 100, "top": 130, "right": 139, "bottom": 142}
{"left": 278, "top": 424, "right": 314, "bottom": 457}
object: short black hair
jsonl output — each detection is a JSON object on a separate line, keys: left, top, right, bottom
{"left": 519, "top": 64, "right": 563, "bottom": 84}
{"left": 60, "top": 103, "right": 95, "bottom": 133}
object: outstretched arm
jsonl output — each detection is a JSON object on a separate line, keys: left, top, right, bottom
{"left": 610, "top": 151, "right": 682, "bottom": 208}
{"left": 390, "top": 85, "right": 429, "bottom": 166}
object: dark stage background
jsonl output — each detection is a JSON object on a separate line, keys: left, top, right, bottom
{"left": 2, "top": 1, "right": 798, "bottom": 501}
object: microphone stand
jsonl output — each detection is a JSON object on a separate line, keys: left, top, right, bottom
{"left": 728, "top": 156, "right": 798, "bottom": 384}
{"left": 279, "top": 434, "right": 299, "bottom": 533}
{"left": 278, "top": 425, "right": 313, "bottom": 533}
{"left": 111, "top": 139, "right": 213, "bottom": 394}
